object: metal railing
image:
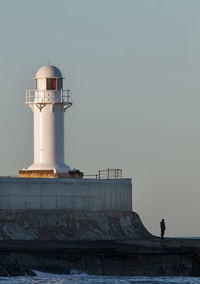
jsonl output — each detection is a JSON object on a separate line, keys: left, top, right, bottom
{"left": 83, "top": 174, "right": 99, "bottom": 179}
{"left": 25, "top": 89, "right": 72, "bottom": 105}
{"left": 98, "top": 168, "right": 122, "bottom": 179}
{"left": 84, "top": 169, "right": 123, "bottom": 180}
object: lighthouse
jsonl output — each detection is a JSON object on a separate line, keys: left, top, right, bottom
{"left": 19, "top": 65, "right": 75, "bottom": 178}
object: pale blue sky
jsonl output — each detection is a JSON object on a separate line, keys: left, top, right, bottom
{"left": 0, "top": 0, "right": 200, "bottom": 236}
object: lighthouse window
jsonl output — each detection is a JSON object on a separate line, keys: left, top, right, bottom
{"left": 57, "top": 78, "right": 63, "bottom": 90}
{"left": 47, "top": 78, "right": 57, "bottom": 90}
{"left": 52, "top": 79, "right": 57, "bottom": 90}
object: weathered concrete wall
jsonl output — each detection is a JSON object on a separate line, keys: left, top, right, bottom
{"left": 0, "top": 210, "right": 152, "bottom": 240}
{"left": 0, "top": 178, "right": 132, "bottom": 211}
{"left": 1, "top": 238, "right": 200, "bottom": 276}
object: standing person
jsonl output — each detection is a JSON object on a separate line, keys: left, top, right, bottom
{"left": 160, "top": 219, "right": 166, "bottom": 239}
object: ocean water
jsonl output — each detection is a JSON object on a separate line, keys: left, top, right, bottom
{"left": 1, "top": 271, "right": 200, "bottom": 284}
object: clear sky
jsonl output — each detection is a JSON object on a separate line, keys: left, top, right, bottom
{"left": 0, "top": 0, "right": 200, "bottom": 237}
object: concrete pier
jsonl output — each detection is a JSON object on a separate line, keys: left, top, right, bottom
{"left": 0, "top": 177, "right": 132, "bottom": 211}
{"left": 0, "top": 239, "right": 200, "bottom": 276}
{"left": 0, "top": 210, "right": 151, "bottom": 240}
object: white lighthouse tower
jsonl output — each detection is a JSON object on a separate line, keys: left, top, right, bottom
{"left": 19, "top": 65, "right": 73, "bottom": 178}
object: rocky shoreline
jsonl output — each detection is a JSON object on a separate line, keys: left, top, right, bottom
{"left": 0, "top": 239, "right": 200, "bottom": 277}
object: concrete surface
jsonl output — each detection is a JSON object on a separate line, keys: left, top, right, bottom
{"left": 0, "top": 210, "right": 151, "bottom": 240}
{"left": 0, "top": 239, "right": 200, "bottom": 276}
{"left": 0, "top": 177, "right": 132, "bottom": 211}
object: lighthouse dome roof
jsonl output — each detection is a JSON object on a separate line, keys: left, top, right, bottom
{"left": 35, "top": 65, "right": 62, "bottom": 79}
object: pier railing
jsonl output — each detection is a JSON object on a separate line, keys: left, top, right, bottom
{"left": 84, "top": 169, "right": 122, "bottom": 180}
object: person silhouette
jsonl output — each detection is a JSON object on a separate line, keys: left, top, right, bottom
{"left": 160, "top": 219, "right": 166, "bottom": 239}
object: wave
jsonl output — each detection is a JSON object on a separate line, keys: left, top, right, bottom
{"left": 1, "top": 271, "right": 200, "bottom": 284}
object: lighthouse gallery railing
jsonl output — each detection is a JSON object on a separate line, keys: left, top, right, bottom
{"left": 25, "top": 89, "right": 72, "bottom": 105}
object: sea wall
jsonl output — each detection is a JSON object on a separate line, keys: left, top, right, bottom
{"left": 0, "top": 239, "right": 200, "bottom": 277}
{"left": 0, "top": 210, "right": 152, "bottom": 240}
{"left": 0, "top": 177, "right": 132, "bottom": 211}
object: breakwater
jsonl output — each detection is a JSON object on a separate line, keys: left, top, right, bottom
{"left": 0, "top": 210, "right": 199, "bottom": 276}
{"left": 0, "top": 210, "right": 151, "bottom": 240}
{"left": 0, "top": 239, "right": 200, "bottom": 277}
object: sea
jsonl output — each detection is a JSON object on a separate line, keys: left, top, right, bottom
{"left": 1, "top": 271, "right": 200, "bottom": 284}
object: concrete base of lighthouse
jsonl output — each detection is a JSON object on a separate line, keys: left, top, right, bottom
{"left": 0, "top": 177, "right": 132, "bottom": 211}
{"left": 19, "top": 169, "right": 83, "bottom": 178}
{"left": 19, "top": 169, "right": 67, "bottom": 178}
{"left": 0, "top": 176, "right": 135, "bottom": 239}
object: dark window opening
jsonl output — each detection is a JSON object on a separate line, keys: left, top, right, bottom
{"left": 52, "top": 79, "right": 56, "bottom": 90}
{"left": 47, "top": 78, "right": 57, "bottom": 90}
{"left": 57, "top": 78, "right": 63, "bottom": 90}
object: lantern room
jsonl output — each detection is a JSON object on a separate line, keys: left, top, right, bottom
{"left": 35, "top": 65, "right": 64, "bottom": 91}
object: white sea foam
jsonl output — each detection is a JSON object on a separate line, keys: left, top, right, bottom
{"left": 1, "top": 273, "right": 200, "bottom": 284}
